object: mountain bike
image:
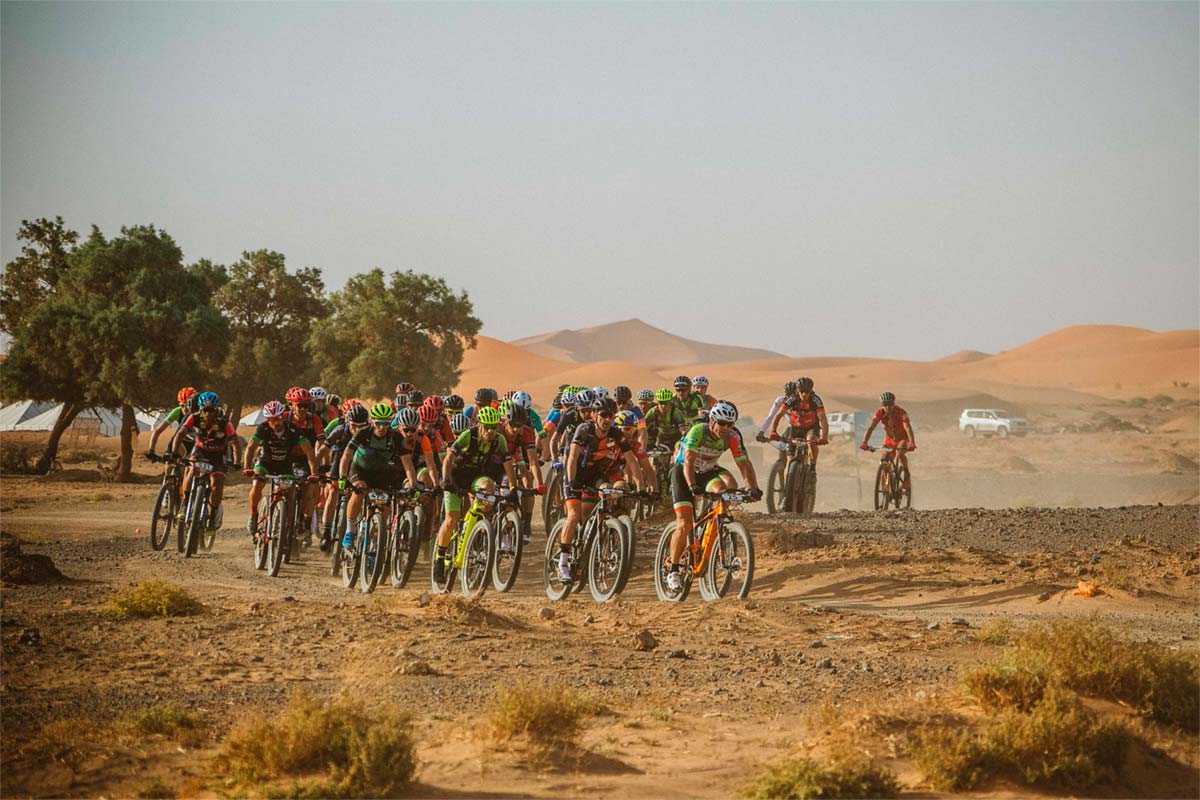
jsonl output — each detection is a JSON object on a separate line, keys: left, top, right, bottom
{"left": 388, "top": 488, "right": 427, "bottom": 590}
{"left": 866, "top": 444, "right": 912, "bottom": 510}
{"left": 324, "top": 477, "right": 351, "bottom": 579}
{"left": 147, "top": 453, "right": 182, "bottom": 551}
{"left": 431, "top": 486, "right": 501, "bottom": 599}
{"left": 543, "top": 486, "right": 641, "bottom": 603}
{"left": 251, "top": 468, "right": 306, "bottom": 576}
{"left": 491, "top": 487, "right": 531, "bottom": 593}
{"left": 654, "top": 489, "right": 755, "bottom": 602}
{"left": 342, "top": 486, "right": 412, "bottom": 594}
{"left": 177, "top": 460, "right": 220, "bottom": 558}
{"left": 541, "top": 464, "right": 565, "bottom": 533}
{"left": 764, "top": 436, "right": 817, "bottom": 514}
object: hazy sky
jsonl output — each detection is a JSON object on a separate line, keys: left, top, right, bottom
{"left": 3, "top": 2, "right": 1197, "bottom": 360}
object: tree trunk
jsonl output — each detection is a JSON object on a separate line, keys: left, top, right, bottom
{"left": 116, "top": 403, "right": 136, "bottom": 482}
{"left": 33, "top": 402, "right": 85, "bottom": 474}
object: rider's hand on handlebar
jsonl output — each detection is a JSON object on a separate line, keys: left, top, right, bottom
{"left": 145, "top": 451, "right": 157, "bottom": 463}
{"left": 551, "top": 460, "right": 563, "bottom": 472}
{"left": 690, "top": 484, "right": 705, "bottom": 496}
{"left": 754, "top": 432, "right": 768, "bottom": 443}
{"left": 337, "top": 478, "right": 347, "bottom": 490}
{"left": 904, "top": 443, "right": 915, "bottom": 451}
{"left": 242, "top": 468, "right": 254, "bottom": 477}
{"left": 536, "top": 485, "right": 546, "bottom": 496}
{"left": 859, "top": 442, "right": 870, "bottom": 451}
{"left": 769, "top": 432, "right": 781, "bottom": 441}
{"left": 817, "top": 437, "right": 828, "bottom": 446}
{"left": 306, "top": 474, "right": 319, "bottom": 483}
{"left": 749, "top": 487, "right": 763, "bottom": 502}
{"left": 439, "top": 479, "right": 454, "bottom": 491}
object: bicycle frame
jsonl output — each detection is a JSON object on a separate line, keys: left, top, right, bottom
{"left": 687, "top": 491, "right": 747, "bottom": 576}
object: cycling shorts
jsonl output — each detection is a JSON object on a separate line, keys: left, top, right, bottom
{"left": 253, "top": 458, "right": 293, "bottom": 477}
{"left": 443, "top": 473, "right": 491, "bottom": 514}
{"left": 669, "top": 462, "right": 731, "bottom": 511}
{"left": 883, "top": 437, "right": 910, "bottom": 450}
{"left": 788, "top": 425, "right": 819, "bottom": 440}
{"left": 564, "top": 466, "right": 608, "bottom": 503}
{"left": 189, "top": 447, "right": 226, "bottom": 475}
{"left": 348, "top": 466, "right": 399, "bottom": 491}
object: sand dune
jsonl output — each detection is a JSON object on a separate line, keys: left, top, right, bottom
{"left": 512, "top": 318, "right": 782, "bottom": 366}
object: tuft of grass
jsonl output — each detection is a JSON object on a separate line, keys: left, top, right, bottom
{"left": 975, "top": 618, "right": 1014, "bottom": 645}
{"left": 485, "top": 683, "right": 596, "bottom": 752}
{"left": 1150, "top": 394, "right": 1175, "bottom": 406}
{"left": 740, "top": 757, "right": 900, "bottom": 800}
{"left": 118, "top": 704, "right": 207, "bottom": 747}
{"left": 962, "top": 619, "right": 1199, "bottom": 729}
{"left": 82, "top": 491, "right": 114, "bottom": 502}
{"left": 217, "top": 692, "right": 416, "bottom": 798}
{"left": 108, "top": 580, "right": 203, "bottom": 618}
{"left": 915, "top": 688, "right": 1133, "bottom": 792}
{"left": 135, "top": 778, "right": 175, "bottom": 799}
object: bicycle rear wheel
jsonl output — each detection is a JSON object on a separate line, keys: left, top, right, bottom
{"left": 653, "top": 522, "right": 691, "bottom": 602}
{"left": 766, "top": 460, "right": 785, "bottom": 514}
{"left": 460, "top": 517, "right": 493, "bottom": 599}
{"left": 874, "top": 462, "right": 891, "bottom": 510}
{"left": 588, "top": 518, "right": 627, "bottom": 603}
{"left": 543, "top": 519, "right": 573, "bottom": 601}
{"left": 784, "top": 461, "right": 801, "bottom": 514}
{"left": 390, "top": 509, "right": 419, "bottom": 589}
{"left": 491, "top": 508, "right": 523, "bottom": 593}
{"left": 706, "top": 521, "right": 754, "bottom": 599}
{"left": 359, "top": 510, "right": 386, "bottom": 593}
{"left": 267, "top": 496, "right": 286, "bottom": 577}
{"left": 149, "top": 480, "right": 176, "bottom": 550}
{"left": 543, "top": 472, "right": 564, "bottom": 532}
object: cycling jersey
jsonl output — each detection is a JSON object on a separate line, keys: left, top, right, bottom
{"left": 553, "top": 408, "right": 587, "bottom": 458}
{"left": 617, "top": 402, "right": 647, "bottom": 428}
{"left": 503, "top": 424, "right": 537, "bottom": 465}
{"left": 323, "top": 416, "right": 342, "bottom": 437}
{"left": 569, "top": 421, "right": 631, "bottom": 476}
{"left": 785, "top": 393, "right": 825, "bottom": 430}
{"left": 448, "top": 428, "right": 511, "bottom": 476}
{"left": 676, "top": 422, "right": 748, "bottom": 472}
{"left": 674, "top": 392, "right": 707, "bottom": 422}
{"left": 526, "top": 408, "right": 544, "bottom": 435}
{"left": 544, "top": 408, "right": 562, "bottom": 430}
{"left": 251, "top": 421, "right": 309, "bottom": 463}
{"left": 285, "top": 410, "right": 326, "bottom": 449}
{"left": 644, "top": 404, "right": 688, "bottom": 447}
{"left": 182, "top": 413, "right": 236, "bottom": 453}
{"left": 325, "top": 421, "right": 355, "bottom": 479}
{"left": 872, "top": 405, "right": 911, "bottom": 441}
{"left": 348, "top": 427, "right": 412, "bottom": 474}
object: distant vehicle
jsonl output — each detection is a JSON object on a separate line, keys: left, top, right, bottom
{"left": 826, "top": 412, "right": 858, "bottom": 440}
{"left": 959, "top": 408, "right": 1028, "bottom": 438}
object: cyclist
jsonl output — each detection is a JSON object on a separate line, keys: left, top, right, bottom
{"left": 405, "top": 389, "right": 425, "bottom": 411}
{"left": 691, "top": 376, "right": 716, "bottom": 411}
{"left": 635, "top": 389, "right": 655, "bottom": 417}
{"left": 177, "top": 391, "right": 241, "bottom": 530}
{"left": 422, "top": 395, "right": 453, "bottom": 445}
{"left": 309, "top": 386, "right": 335, "bottom": 425}
{"left": 338, "top": 402, "right": 421, "bottom": 550}
{"left": 672, "top": 375, "right": 706, "bottom": 422}
{"left": 284, "top": 387, "right": 325, "bottom": 537}
{"left": 464, "top": 387, "right": 498, "bottom": 422}
{"left": 510, "top": 390, "right": 543, "bottom": 435}
{"left": 498, "top": 402, "right": 543, "bottom": 541}
{"left": 433, "top": 406, "right": 517, "bottom": 584}
{"left": 765, "top": 376, "right": 828, "bottom": 472}
{"left": 645, "top": 387, "right": 689, "bottom": 449}
{"left": 316, "top": 401, "right": 367, "bottom": 550}
{"left": 242, "top": 400, "right": 319, "bottom": 536}
{"left": 548, "top": 388, "right": 594, "bottom": 464}
{"left": 615, "top": 409, "right": 655, "bottom": 490}
{"left": 147, "top": 386, "right": 199, "bottom": 469}
{"left": 614, "top": 386, "right": 648, "bottom": 447}
{"left": 666, "top": 400, "right": 761, "bottom": 592}
{"left": 859, "top": 392, "right": 916, "bottom": 487}
{"left": 757, "top": 381, "right": 798, "bottom": 448}
{"left": 392, "top": 406, "right": 441, "bottom": 484}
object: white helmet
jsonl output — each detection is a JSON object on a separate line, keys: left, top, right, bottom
{"left": 709, "top": 400, "right": 737, "bottom": 424}
{"left": 692, "top": 375, "right": 709, "bottom": 388}
{"left": 308, "top": 386, "right": 328, "bottom": 401}
{"left": 511, "top": 390, "right": 533, "bottom": 409}
{"left": 591, "top": 386, "right": 609, "bottom": 401}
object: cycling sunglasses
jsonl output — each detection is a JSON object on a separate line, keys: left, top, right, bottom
{"left": 714, "top": 420, "right": 734, "bottom": 428}
{"left": 400, "top": 426, "right": 417, "bottom": 434}
{"left": 598, "top": 411, "right": 615, "bottom": 419}
{"left": 480, "top": 422, "right": 500, "bottom": 430}
{"left": 371, "top": 420, "right": 390, "bottom": 428}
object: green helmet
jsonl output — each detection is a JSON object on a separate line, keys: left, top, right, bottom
{"left": 498, "top": 399, "right": 513, "bottom": 416}
{"left": 477, "top": 406, "right": 501, "bottom": 425}
{"left": 655, "top": 387, "right": 674, "bottom": 402}
{"left": 369, "top": 402, "right": 393, "bottom": 421}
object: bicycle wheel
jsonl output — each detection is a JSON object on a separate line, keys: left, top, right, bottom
{"left": 588, "top": 518, "right": 628, "bottom": 603}
{"left": 613, "top": 514, "right": 636, "bottom": 595}
{"left": 359, "top": 510, "right": 386, "bottom": 593}
{"left": 874, "top": 461, "right": 891, "bottom": 510}
{"left": 430, "top": 528, "right": 457, "bottom": 595}
{"left": 653, "top": 521, "right": 692, "bottom": 602}
{"left": 783, "top": 461, "right": 801, "bottom": 514}
{"left": 491, "top": 508, "right": 523, "bottom": 593}
{"left": 799, "top": 465, "right": 816, "bottom": 515}
{"left": 896, "top": 463, "right": 912, "bottom": 509}
{"left": 544, "top": 472, "right": 564, "bottom": 532}
{"left": 341, "top": 515, "right": 361, "bottom": 590}
{"left": 184, "top": 484, "right": 206, "bottom": 558}
{"left": 329, "top": 494, "right": 348, "bottom": 577}
{"left": 458, "top": 516, "right": 493, "bottom": 599}
{"left": 387, "top": 509, "right": 416, "bottom": 588}
{"left": 706, "top": 521, "right": 754, "bottom": 599}
{"left": 253, "top": 512, "right": 268, "bottom": 571}
{"left": 543, "top": 519, "right": 573, "bottom": 601}
{"left": 149, "top": 480, "right": 176, "bottom": 550}
{"left": 267, "top": 495, "right": 286, "bottom": 577}
{"left": 766, "top": 460, "right": 785, "bottom": 514}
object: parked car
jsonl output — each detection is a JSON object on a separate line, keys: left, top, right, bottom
{"left": 826, "top": 412, "right": 858, "bottom": 440}
{"left": 959, "top": 408, "right": 1028, "bottom": 438}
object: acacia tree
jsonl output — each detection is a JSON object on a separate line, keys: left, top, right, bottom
{"left": 213, "top": 250, "right": 329, "bottom": 424}
{"left": 308, "top": 269, "right": 480, "bottom": 398}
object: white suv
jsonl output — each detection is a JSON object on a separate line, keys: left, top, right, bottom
{"left": 959, "top": 409, "right": 1028, "bottom": 438}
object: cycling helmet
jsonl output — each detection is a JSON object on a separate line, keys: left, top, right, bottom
{"left": 369, "top": 402, "right": 394, "bottom": 421}
{"left": 797, "top": 376, "right": 814, "bottom": 393}
{"left": 308, "top": 386, "right": 327, "bottom": 402}
{"left": 262, "top": 400, "right": 286, "bottom": 419}
{"left": 417, "top": 403, "right": 440, "bottom": 424}
{"left": 574, "top": 389, "right": 596, "bottom": 408}
{"left": 445, "top": 394, "right": 464, "bottom": 412}
{"left": 326, "top": 393, "right": 342, "bottom": 410}
{"left": 557, "top": 383, "right": 571, "bottom": 392}
{"left": 346, "top": 404, "right": 369, "bottom": 425}
{"left": 511, "top": 390, "right": 533, "bottom": 409}
{"left": 504, "top": 404, "right": 529, "bottom": 426}
{"left": 424, "top": 395, "right": 445, "bottom": 414}
{"left": 561, "top": 389, "right": 577, "bottom": 406}
{"left": 498, "top": 399, "right": 513, "bottom": 416}
{"left": 692, "top": 375, "right": 709, "bottom": 388}
{"left": 551, "top": 393, "right": 563, "bottom": 410}
{"left": 286, "top": 387, "right": 312, "bottom": 405}
{"left": 614, "top": 386, "right": 632, "bottom": 404}
{"left": 450, "top": 413, "right": 472, "bottom": 435}
{"left": 343, "top": 397, "right": 362, "bottom": 410}
{"left": 673, "top": 375, "right": 690, "bottom": 389}
{"left": 592, "top": 396, "right": 618, "bottom": 415}
{"left": 406, "top": 389, "right": 424, "bottom": 407}
{"left": 784, "top": 380, "right": 799, "bottom": 397}
{"left": 655, "top": 387, "right": 674, "bottom": 402}
{"left": 880, "top": 391, "right": 896, "bottom": 406}
{"left": 177, "top": 386, "right": 197, "bottom": 405}
{"left": 709, "top": 400, "right": 737, "bottom": 423}
{"left": 636, "top": 389, "right": 654, "bottom": 403}
{"left": 394, "top": 407, "right": 420, "bottom": 429}
{"left": 474, "top": 387, "right": 492, "bottom": 406}
{"left": 614, "top": 409, "right": 638, "bottom": 428}
{"left": 197, "top": 391, "right": 220, "bottom": 409}
{"left": 503, "top": 390, "right": 516, "bottom": 401}
{"left": 477, "top": 406, "right": 502, "bottom": 426}
{"left": 395, "top": 382, "right": 414, "bottom": 396}
{"left": 591, "top": 386, "right": 610, "bottom": 401}
{"left": 394, "top": 392, "right": 409, "bottom": 408}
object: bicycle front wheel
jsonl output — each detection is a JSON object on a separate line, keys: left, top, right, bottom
{"left": 460, "top": 517, "right": 493, "bottom": 599}
{"left": 653, "top": 521, "right": 691, "bottom": 602}
{"left": 267, "top": 496, "right": 286, "bottom": 577}
{"left": 390, "top": 509, "right": 419, "bottom": 589}
{"left": 874, "top": 462, "right": 891, "bottom": 510}
{"left": 588, "top": 518, "right": 628, "bottom": 603}
{"left": 706, "top": 521, "right": 754, "bottom": 599}
{"left": 359, "top": 510, "right": 386, "bottom": 593}
{"left": 149, "top": 480, "right": 176, "bottom": 551}
{"left": 766, "top": 460, "right": 785, "bottom": 514}
{"left": 613, "top": 514, "right": 636, "bottom": 595}
{"left": 184, "top": 485, "right": 206, "bottom": 558}
{"left": 543, "top": 519, "right": 573, "bottom": 601}
{"left": 491, "top": 508, "right": 523, "bottom": 593}
{"left": 784, "top": 461, "right": 802, "bottom": 514}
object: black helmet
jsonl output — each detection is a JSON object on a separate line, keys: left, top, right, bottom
{"left": 504, "top": 404, "right": 529, "bottom": 426}
{"left": 406, "top": 389, "right": 424, "bottom": 407}
{"left": 474, "top": 387, "right": 491, "bottom": 405}
{"left": 346, "top": 404, "right": 369, "bottom": 425}
{"left": 551, "top": 393, "right": 563, "bottom": 410}
{"left": 783, "top": 380, "right": 799, "bottom": 397}
{"left": 673, "top": 375, "right": 690, "bottom": 389}
{"left": 797, "top": 377, "right": 814, "bottom": 393}
{"left": 445, "top": 394, "right": 464, "bottom": 411}
{"left": 592, "top": 396, "right": 618, "bottom": 415}
{"left": 614, "top": 385, "right": 632, "bottom": 404}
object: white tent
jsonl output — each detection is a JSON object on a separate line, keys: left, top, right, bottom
{"left": 13, "top": 405, "right": 153, "bottom": 437}
{"left": 137, "top": 409, "right": 172, "bottom": 430}
{"left": 239, "top": 407, "right": 267, "bottom": 427}
{"left": 0, "top": 400, "right": 57, "bottom": 431}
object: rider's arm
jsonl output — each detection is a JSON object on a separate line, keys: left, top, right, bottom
{"left": 300, "top": 440, "right": 318, "bottom": 475}
{"left": 565, "top": 443, "right": 583, "bottom": 484}
{"left": 816, "top": 408, "right": 829, "bottom": 442}
{"left": 338, "top": 444, "right": 355, "bottom": 479}
{"left": 440, "top": 450, "right": 456, "bottom": 483}
{"left": 683, "top": 448, "right": 698, "bottom": 490}
{"left": 226, "top": 423, "right": 242, "bottom": 463}
{"left": 148, "top": 419, "right": 170, "bottom": 452}
{"left": 768, "top": 404, "right": 787, "bottom": 436}
{"left": 400, "top": 453, "right": 419, "bottom": 488}
{"left": 623, "top": 450, "right": 644, "bottom": 492}
{"left": 243, "top": 439, "right": 260, "bottom": 470}
{"left": 903, "top": 419, "right": 915, "bottom": 445}
{"left": 860, "top": 418, "right": 879, "bottom": 448}
{"left": 737, "top": 457, "right": 758, "bottom": 492}
{"left": 422, "top": 446, "right": 439, "bottom": 478}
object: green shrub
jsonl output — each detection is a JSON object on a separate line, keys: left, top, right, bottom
{"left": 486, "top": 683, "right": 595, "bottom": 750}
{"left": 118, "top": 704, "right": 207, "bottom": 746}
{"left": 108, "top": 580, "right": 203, "bottom": 618}
{"left": 741, "top": 757, "right": 900, "bottom": 799}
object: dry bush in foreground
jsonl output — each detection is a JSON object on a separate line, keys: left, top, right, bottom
{"left": 23, "top": 705, "right": 208, "bottom": 771}
{"left": 963, "top": 619, "right": 1199, "bottom": 729}
{"left": 217, "top": 692, "right": 416, "bottom": 798}
{"left": 485, "top": 684, "right": 596, "bottom": 755}
{"left": 108, "top": 580, "right": 203, "bottom": 618}
{"left": 740, "top": 757, "right": 899, "bottom": 800}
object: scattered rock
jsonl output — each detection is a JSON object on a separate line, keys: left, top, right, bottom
{"left": 769, "top": 651, "right": 783, "bottom": 666}
{"left": 951, "top": 618, "right": 970, "bottom": 628}
{"left": 754, "top": 679, "right": 766, "bottom": 688}
{"left": 1017, "top": 558, "right": 1033, "bottom": 568}
{"left": 400, "top": 660, "right": 437, "bottom": 676}
{"left": 817, "top": 658, "right": 834, "bottom": 669}
{"left": 1037, "top": 590, "right": 1054, "bottom": 602}
{"left": 634, "top": 629, "right": 658, "bottom": 651}
{"left": 583, "top": 613, "right": 594, "bottom": 624}
{"left": 665, "top": 649, "right": 688, "bottom": 659}
{"left": 417, "top": 592, "right": 431, "bottom": 608}
{"left": 538, "top": 607, "right": 555, "bottom": 621}
{"left": 0, "top": 534, "right": 64, "bottom": 585}
{"left": 17, "top": 627, "right": 41, "bottom": 645}
{"left": 479, "top": 653, "right": 489, "bottom": 661}
{"left": 927, "top": 622, "right": 941, "bottom": 631}
{"left": 247, "top": 601, "right": 261, "bottom": 613}
{"left": 809, "top": 639, "right": 825, "bottom": 649}
{"left": 282, "top": 595, "right": 296, "bottom": 603}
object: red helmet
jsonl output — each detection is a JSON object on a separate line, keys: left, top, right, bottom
{"left": 343, "top": 397, "right": 362, "bottom": 410}
{"left": 423, "top": 395, "right": 445, "bottom": 414}
{"left": 395, "top": 382, "right": 415, "bottom": 396}
{"left": 417, "top": 403, "right": 440, "bottom": 423}
{"left": 286, "top": 386, "right": 311, "bottom": 404}
{"left": 177, "top": 386, "right": 198, "bottom": 405}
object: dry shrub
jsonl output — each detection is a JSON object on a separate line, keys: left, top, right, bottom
{"left": 108, "top": 580, "right": 203, "bottom": 618}
{"left": 118, "top": 704, "right": 207, "bottom": 747}
{"left": 974, "top": 618, "right": 1014, "bottom": 645}
{"left": 962, "top": 619, "right": 1199, "bottom": 729}
{"left": 485, "top": 684, "right": 596, "bottom": 754}
{"left": 135, "top": 778, "right": 175, "bottom": 799}
{"left": 740, "top": 757, "right": 899, "bottom": 800}
{"left": 217, "top": 692, "right": 415, "bottom": 798}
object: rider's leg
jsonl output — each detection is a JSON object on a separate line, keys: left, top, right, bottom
{"left": 211, "top": 473, "right": 225, "bottom": 512}
{"left": 342, "top": 480, "right": 365, "bottom": 546}
{"left": 178, "top": 466, "right": 195, "bottom": 518}
{"left": 247, "top": 473, "right": 265, "bottom": 533}
{"left": 806, "top": 430, "right": 819, "bottom": 468}
{"left": 669, "top": 504, "right": 695, "bottom": 565}
{"left": 899, "top": 450, "right": 910, "bottom": 489}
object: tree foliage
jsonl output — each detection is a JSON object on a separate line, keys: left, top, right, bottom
{"left": 309, "top": 269, "right": 480, "bottom": 398}
{"left": 0, "top": 216, "right": 79, "bottom": 335}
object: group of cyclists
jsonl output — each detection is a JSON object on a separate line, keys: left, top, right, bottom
{"left": 145, "top": 374, "right": 916, "bottom": 594}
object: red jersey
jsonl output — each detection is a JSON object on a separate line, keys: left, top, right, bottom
{"left": 872, "top": 405, "right": 911, "bottom": 441}
{"left": 504, "top": 424, "right": 537, "bottom": 464}
{"left": 785, "top": 393, "right": 826, "bottom": 429}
